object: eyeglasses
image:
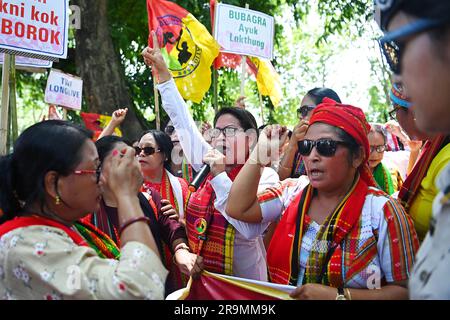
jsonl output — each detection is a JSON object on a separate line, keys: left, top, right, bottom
{"left": 73, "top": 164, "right": 102, "bottom": 184}
{"left": 388, "top": 105, "right": 407, "bottom": 120}
{"left": 370, "top": 145, "right": 387, "bottom": 153}
{"left": 379, "top": 19, "right": 444, "bottom": 74}
{"left": 134, "top": 146, "right": 161, "bottom": 156}
{"left": 298, "top": 139, "right": 350, "bottom": 157}
{"left": 297, "top": 105, "right": 315, "bottom": 119}
{"left": 164, "top": 125, "right": 175, "bottom": 135}
{"left": 209, "top": 126, "right": 243, "bottom": 139}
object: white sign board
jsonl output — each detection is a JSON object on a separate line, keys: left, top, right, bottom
{"left": 0, "top": 53, "right": 52, "bottom": 68}
{"left": 213, "top": 3, "right": 274, "bottom": 60}
{"left": 0, "top": 0, "right": 69, "bottom": 61}
{"left": 45, "top": 69, "right": 82, "bottom": 110}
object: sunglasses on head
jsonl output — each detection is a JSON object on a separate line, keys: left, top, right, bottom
{"left": 379, "top": 19, "right": 444, "bottom": 74}
{"left": 298, "top": 139, "right": 350, "bottom": 157}
{"left": 297, "top": 105, "right": 315, "bottom": 119}
{"left": 164, "top": 125, "right": 175, "bottom": 135}
{"left": 134, "top": 146, "right": 160, "bottom": 156}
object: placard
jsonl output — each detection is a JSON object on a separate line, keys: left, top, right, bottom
{"left": 44, "top": 69, "right": 82, "bottom": 110}
{"left": 213, "top": 3, "right": 274, "bottom": 60}
{"left": 0, "top": 0, "right": 69, "bottom": 61}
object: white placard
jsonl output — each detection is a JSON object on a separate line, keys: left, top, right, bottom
{"left": 213, "top": 3, "right": 274, "bottom": 60}
{"left": 44, "top": 69, "right": 82, "bottom": 110}
{"left": 0, "top": 52, "right": 52, "bottom": 68}
{"left": 0, "top": 0, "right": 69, "bottom": 61}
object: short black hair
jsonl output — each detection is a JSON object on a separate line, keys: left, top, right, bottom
{"left": 139, "top": 130, "right": 174, "bottom": 172}
{"left": 306, "top": 88, "right": 342, "bottom": 105}
{"left": 214, "top": 107, "right": 259, "bottom": 137}
{"left": 0, "top": 120, "right": 93, "bottom": 221}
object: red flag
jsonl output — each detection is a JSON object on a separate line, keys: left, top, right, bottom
{"left": 80, "top": 112, "right": 122, "bottom": 141}
{"left": 147, "top": 0, "right": 220, "bottom": 103}
{"left": 167, "top": 271, "right": 294, "bottom": 300}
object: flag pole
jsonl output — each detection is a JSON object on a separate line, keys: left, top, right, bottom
{"left": 258, "top": 91, "right": 265, "bottom": 124}
{"left": 9, "top": 54, "right": 18, "bottom": 143}
{"left": 240, "top": 3, "right": 250, "bottom": 98}
{"left": 213, "top": 68, "right": 218, "bottom": 114}
{"left": 0, "top": 53, "right": 12, "bottom": 155}
{"left": 153, "top": 71, "right": 160, "bottom": 130}
{"left": 62, "top": 107, "right": 67, "bottom": 120}
{"left": 212, "top": 0, "right": 219, "bottom": 114}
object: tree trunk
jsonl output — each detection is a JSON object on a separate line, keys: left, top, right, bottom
{"left": 72, "top": 0, "right": 146, "bottom": 141}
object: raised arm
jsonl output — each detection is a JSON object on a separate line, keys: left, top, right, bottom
{"left": 98, "top": 108, "right": 128, "bottom": 140}
{"left": 142, "top": 32, "right": 211, "bottom": 171}
{"left": 226, "top": 125, "right": 289, "bottom": 222}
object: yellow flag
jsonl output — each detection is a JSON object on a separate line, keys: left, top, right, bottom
{"left": 248, "top": 57, "right": 282, "bottom": 107}
{"left": 147, "top": 0, "right": 220, "bottom": 103}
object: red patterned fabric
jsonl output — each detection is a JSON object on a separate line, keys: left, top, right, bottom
{"left": 186, "top": 166, "right": 243, "bottom": 275}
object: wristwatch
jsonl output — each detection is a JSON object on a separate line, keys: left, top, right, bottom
{"left": 336, "top": 287, "right": 347, "bottom": 300}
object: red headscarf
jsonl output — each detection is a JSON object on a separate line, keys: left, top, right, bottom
{"left": 308, "top": 98, "right": 376, "bottom": 187}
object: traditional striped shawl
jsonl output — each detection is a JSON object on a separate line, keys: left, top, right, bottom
{"left": 399, "top": 135, "right": 448, "bottom": 210}
{"left": 185, "top": 166, "right": 242, "bottom": 275}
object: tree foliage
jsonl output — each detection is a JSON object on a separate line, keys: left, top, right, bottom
{"left": 10, "top": 0, "right": 376, "bottom": 138}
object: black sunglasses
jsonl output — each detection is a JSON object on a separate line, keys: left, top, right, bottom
{"left": 298, "top": 139, "right": 350, "bottom": 157}
{"left": 297, "top": 105, "right": 315, "bottom": 119}
{"left": 379, "top": 19, "right": 444, "bottom": 74}
{"left": 134, "top": 146, "right": 160, "bottom": 156}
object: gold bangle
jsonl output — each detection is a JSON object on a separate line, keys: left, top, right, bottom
{"left": 345, "top": 288, "right": 352, "bottom": 300}
{"left": 280, "top": 164, "right": 293, "bottom": 170}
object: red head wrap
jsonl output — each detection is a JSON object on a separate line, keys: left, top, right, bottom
{"left": 309, "top": 98, "right": 376, "bottom": 186}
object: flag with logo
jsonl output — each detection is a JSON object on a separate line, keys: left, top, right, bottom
{"left": 166, "top": 271, "right": 295, "bottom": 300}
{"left": 147, "top": 0, "right": 220, "bottom": 103}
{"left": 80, "top": 112, "right": 122, "bottom": 141}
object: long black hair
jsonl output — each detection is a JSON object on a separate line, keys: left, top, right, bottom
{"left": 139, "top": 130, "right": 174, "bottom": 172}
{"left": 0, "top": 120, "right": 93, "bottom": 222}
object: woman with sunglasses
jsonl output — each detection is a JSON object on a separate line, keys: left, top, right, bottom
{"left": 142, "top": 33, "right": 279, "bottom": 282}
{"left": 164, "top": 120, "right": 196, "bottom": 184}
{"left": 368, "top": 123, "right": 402, "bottom": 195}
{"left": 278, "top": 88, "right": 341, "bottom": 181}
{"left": 136, "top": 130, "right": 191, "bottom": 289}
{"left": 387, "top": 84, "right": 450, "bottom": 242}
{"left": 0, "top": 120, "right": 167, "bottom": 299}
{"left": 227, "top": 99, "right": 419, "bottom": 299}
{"left": 376, "top": 0, "right": 450, "bottom": 300}
{"left": 82, "top": 135, "right": 202, "bottom": 295}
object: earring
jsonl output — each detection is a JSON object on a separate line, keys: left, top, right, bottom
{"left": 55, "top": 195, "right": 61, "bottom": 205}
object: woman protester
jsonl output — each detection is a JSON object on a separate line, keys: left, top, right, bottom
{"left": 83, "top": 135, "right": 202, "bottom": 294}
{"left": 0, "top": 120, "right": 167, "bottom": 299}
{"left": 388, "top": 84, "right": 449, "bottom": 241}
{"left": 368, "top": 123, "right": 402, "bottom": 195}
{"left": 226, "top": 100, "right": 419, "bottom": 299}
{"left": 278, "top": 88, "right": 341, "bottom": 180}
{"left": 376, "top": 0, "right": 450, "bottom": 299}
{"left": 142, "top": 32, "right": 279, "bottom": 281}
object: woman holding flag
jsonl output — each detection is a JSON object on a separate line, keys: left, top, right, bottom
{"left": 142, "top": 31, "right": 279, "bottom": 282}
